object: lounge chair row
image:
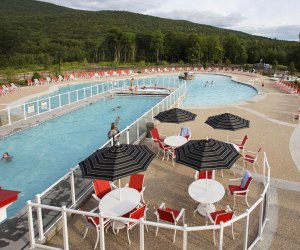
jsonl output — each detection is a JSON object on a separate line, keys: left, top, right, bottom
{"left": 272, "top": 80, "right": 300, "bottom": 94}
{"left": 0, "top": 83, "right": 21, "bottom": 95}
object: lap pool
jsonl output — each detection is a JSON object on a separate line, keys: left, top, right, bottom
{"left": 0, "top": 95, "right": 163, "bottom": 218}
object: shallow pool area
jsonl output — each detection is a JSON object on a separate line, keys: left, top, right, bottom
{"left": 183, "top": 74, "right": 257, "bottom": 107}
{"left": 0, "top": 95, "right": 163, "bottom": 217}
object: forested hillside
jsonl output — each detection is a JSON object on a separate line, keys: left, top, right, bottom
{"left": 0, "top": 0, "right": 299, "bottom": 71}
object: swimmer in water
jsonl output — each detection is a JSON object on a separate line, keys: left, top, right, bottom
{"left": 112, "top": 106, "right": 121, "bottom": 111}
{"left": 211, "top": 81, "right": 214, "bottom": 84}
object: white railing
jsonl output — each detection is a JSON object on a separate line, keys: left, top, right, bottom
{"left": 0, "top": 76, "right": 182, "bottom": 128}
{"left": 24, "top": 79, "right": 185, "bottom": 243}
{"left": 27, "top": 152, "right": 270, "bottom": 250}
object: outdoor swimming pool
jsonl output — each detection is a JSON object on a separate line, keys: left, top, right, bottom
{"left": 183, "top": 74, "right": 257, "bottom": 106}
{"left": 0, "top": 95, "right": 163, "bottom": 218}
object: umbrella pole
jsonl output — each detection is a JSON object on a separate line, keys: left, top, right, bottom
{"left": 119, "top": 179, "right": 121, "bottom": 200}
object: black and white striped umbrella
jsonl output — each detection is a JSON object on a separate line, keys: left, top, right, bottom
{"left": 205, "top": 113, "right": 249, "bottom": 141}
{"left": 175, "top": 139, "right": 241, "bottom": 171}
{"left": 79, "top": 144, "right": 155, "bottom": 181}
{"left": 154, "top": 108, "right": 197, "bottom": 124}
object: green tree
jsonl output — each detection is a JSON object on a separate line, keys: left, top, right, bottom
{"left": 150, "top": 31, "right": 164, "bottom": 63}
{"left": 288, "top": 62, "right": 296, "bottom": 75}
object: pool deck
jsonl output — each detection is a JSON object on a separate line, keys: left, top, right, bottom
{"left": 0, "top": 72, "right": 300, "bottom": 249}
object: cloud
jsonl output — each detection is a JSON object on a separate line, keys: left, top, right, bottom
{"left": 144, "top": 9, "right": 245, "bottom": 28}
{"left": 237, "top": 25, "right": 300, "bottom": 41}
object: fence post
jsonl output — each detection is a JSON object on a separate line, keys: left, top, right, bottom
{"left": 151, "top": 108, "right": 154, "bottom": 121}
{"left": 219, "top": 222, "right": 224, "bottom": 250}
{"left": 70, "top": 169, "right": 76, "bottom": 207}
{"left": 36, "top": 100, "right": 40, "bottom": 115}
{"left": 68, "top": 92, "right": 71, "bottom": 105}
{"left": 90, "top": 85, "right": 93, "bottom": 96}
{"left": 84, "top": 88, "right": 86, "bottom": 99}
{"left": 62, "top": 206, "right": 69, "bottom": 250}
{"left": 76, "top": 90, "right": 79, "bottom": 102}
{"left": 35, "top": 194, "right": 45, "bottom": 241}
{"left": 139, "top": 218, "right": 145, "bottom": 250}
{"left": 99, "top": 212, "right": 105, "bottom": 250}
{"left": 243, "top": 209, "right": 250, "bottom": 250}
{"left": 102, "top": 83, "right": 104, "bottom": 93}
{"left": 97, "top": 84, "right": 99, "bottom": 95}
{"left": 183, "top": 224, "right": 188, "bottom": 250}
{"left": 27, "top": 201, "right": 36, "bottom": 249}
{"left": 49, "top": 97, "right": 52, "bottom": 111}
{"left": 23, "top": 104, "right": 27, "bottom": 120}
{"left": 126, "top": 126, "right": 130, "bottom": 144}
{"left": 258, "top": 194, "right": 264, "bottom": 239}
{"left": 59, "top": 94, "right": 62, "bottom": 107}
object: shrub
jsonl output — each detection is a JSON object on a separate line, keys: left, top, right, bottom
{"left": 31, "top": 72, "right": 41, "bottom": 81}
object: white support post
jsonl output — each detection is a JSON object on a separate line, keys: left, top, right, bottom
{"left": 76, "top": 90, "right": 79, "bottom": 102}
{"left": 90, "top": 86, "right": 93, "bottom": 96}
{"left": 259, "top": 195, "right": 264, "bottom": 239}
{"left": 37, "top": 100, "right": 40, "bottom": 115}
{"left": 151, "top": 108, "right": 154, "bottom": 121}
{"left": 27, "top": 201, "right": 36, "bottom": 249}
{"left": 59, "top": 94, "right": 61, "bottom": 107}
{"left": 219, "top": 222, "right": 224, "bottom": 250}
{"left": 243, "top": 210, "right": 250, "bottom": 250}
{"left": 68, "top": 92, "right": 71, "bottom": 105}
{"left": 35, "top": 194, "right": 45, "bottom": 241}
{"left": 139, "top": 218, "right": 145, "bottom": 250}
{"left": 136, "top": 121, "right": 140, "bottom": 143}
{"left": 99, "top": 212, "right": 105, "bottom": 250}
{"left": 183, "top": 224, "right": 188, "bottom": 250}
{"left": 49, "top": 97, "right": 52, "bottom": 111}
{"left": 84, "top": 88, "right": 86, "bottom": 99}
{"left": 23, "top": 104, "right": 27, "bottom": 120}
{"left": 126, "top": 127, "right": 130, "bottom": 144}
{"left": 62, "top": 206, "right": 69, "bottom": 250}
{"left": 97, "top": 84, "right": 99, "bottom": 94}
{"left": 70, "top": 170, "right": 76, "bottom": 207}
{"left": 102, "top": 83, "right": 104, "bottom": 93}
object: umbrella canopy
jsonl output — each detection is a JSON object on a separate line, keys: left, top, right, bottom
{"left": 175, "top": 139, "right": 241, "bottom": 171}
{"left": 205, "top": 113, "right": 249, "bottom": 131}
{"left": 154, "top": 108, "right": 197, "bottom": 124}
{"left": 79, "top": 144, "right": 155, "bottom": 181}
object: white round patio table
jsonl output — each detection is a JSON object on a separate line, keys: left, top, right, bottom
{"left": 99, "top": 187, "right": 140, "bottom": 217}
{"left": 164, "top": 135, "right": 187, "bottom": 148}
{"left": 188, "top": 179, "right": 225, "bottom": 216}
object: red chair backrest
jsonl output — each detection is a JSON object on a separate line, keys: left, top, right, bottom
{"left": 241, "top": 135, "right": 248, "bottom": 146}
{"left": 198, "top": 170, "right": 213, "bottom": 179}
{"left": 215, "top": 211, "right": 234, "bottom": 225}
{"left": 240, "top": 177, "right": 253, "bottom": 190}
{"left": 157, "top": 208, "right": 175, "bottom": 223}
{"left": 150, "top": 128, "right": 159, "bottom": 140}
{"left": 129, "top": 205, "right": 146, "bottom": 220}
{"left": 93, "top": 180, "right": 111, "bottom": 199}
{"left": 129, "top": 174, "right": 144, "bottom": 192}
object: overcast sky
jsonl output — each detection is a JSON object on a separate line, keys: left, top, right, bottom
{"left": 40, "top": 0, "right": 300, "bottom": 41}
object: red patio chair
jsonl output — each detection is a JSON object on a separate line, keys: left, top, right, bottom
{"left": 158, "top": 141, "right": 173, "bottom": 161}
{"left": 114, "top": 205, "right": 148, "bottom": 244}
{"left": 233, "top": 135, "right": 248, "bottom": 155}
{"left": 195, "top": 170, "right": 214, "bottom": 180}
{"left": 155, "top": 203, "right": 185, "bottom": 242}
{"left": 243, "top": 147, "right": 261, "bottom": 173}
{"left": 228, "top": 174, "right": 253, "bottom": 208}
{"left": 92, "top": 180, "right": 112, "bottom": 202}
{"left": 150, "top": 128, "right": 166, "bottom": 152}
{"left": 80, "top": 207, "right": 111, "bottom": 249}
{"left": 207, "top": 205, "right": 235, "bottom": 245}
{"left": 125, "top": 174, "right": 146, "bottom": 203}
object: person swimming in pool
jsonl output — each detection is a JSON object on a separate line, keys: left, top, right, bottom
{"left": 112, "top": 106, "right": 121, "bottom": 111}
{"left": 2, "top": 152, "right": 12, "bottom": 159}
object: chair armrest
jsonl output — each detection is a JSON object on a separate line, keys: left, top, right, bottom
{"left": 111, "top": 182, "right": 118, "bottom": 189}
{"left": 141, "top": 186, "right": 146, "bottom": 193}
{"left": 159, "top": 203, "right": 165, "bottom": 209}
{"left": 247, "top": 150, "right": 257, "bottom": 154}
{"left": 92, "top": 193, "right": 101, "bottom": 202}
{"left": 124, "top": 183, "right": 129, "bottom": 188}
{"left": 206, "top": 211, "right": 215, "bottom": 224}
{"left": 176, "top": 208, "right": 185, "bottom": 222}
{"left": 225, "top": 205, "right": 233, "bottom": 212}
{"left": 229, "top": 177, "right": 243, "bottom": 181}
{"left": 90, "top": 207, "right": 99, "bottom": 213}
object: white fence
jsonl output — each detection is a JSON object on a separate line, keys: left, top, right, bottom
{"left": 0, "top": 76, "right": 182, "bottom": 127}
{"left": 27, "top": 152, "right": 270, "bottom": 250}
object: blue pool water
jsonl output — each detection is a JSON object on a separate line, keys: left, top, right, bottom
{"left": 0, "top": 96, "right": 163, "bottom": 217}
{"left": 183, "top": 74, "right": 257, "bottom": 106}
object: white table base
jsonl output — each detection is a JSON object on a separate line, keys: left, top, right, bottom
{"left": 194, "top": 203, "right": 216, "bottom": 216}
